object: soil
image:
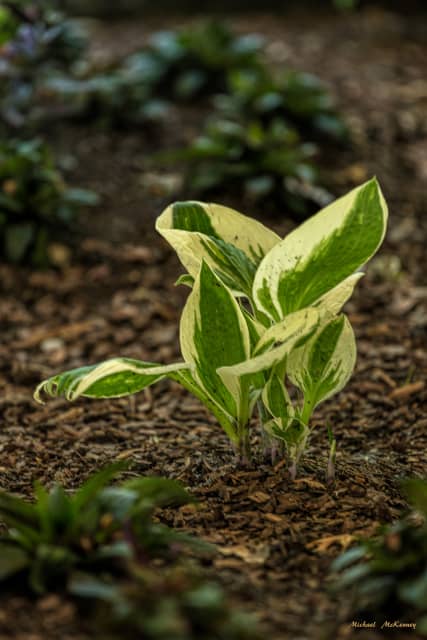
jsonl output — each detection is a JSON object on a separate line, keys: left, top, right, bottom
{"left": 1, "top": 6, "right": 426, "bottom": 640}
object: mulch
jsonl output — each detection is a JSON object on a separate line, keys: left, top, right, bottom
{"left": 0, "top": 6, "right": 426, "bottom": 640}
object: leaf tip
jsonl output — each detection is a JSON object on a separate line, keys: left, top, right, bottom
{"left": 33, "top": 382, "right": 46, "bottom": 405}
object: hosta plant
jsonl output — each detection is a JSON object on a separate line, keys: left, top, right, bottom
{"left": 36, "top": 178, "right": 388, "bottom": 475}
{"left": 332, "top": 478, "right": 427, "bottom": 635}
{"left": 0, "top": 137, "right": 98, "bottom": 264}
{"left": 0, "top": 463, "right": 203, "bottom": 594}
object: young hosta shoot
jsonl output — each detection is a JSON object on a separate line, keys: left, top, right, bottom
{"left": 36, "top": 178, "right": 388, "bottom": 474}
{"left": 35, "top": 261, "right": 319, "bottom": 461}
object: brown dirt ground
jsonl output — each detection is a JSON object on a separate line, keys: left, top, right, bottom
{"left": 1, "top": 6, "right": 426, "bottom": 640}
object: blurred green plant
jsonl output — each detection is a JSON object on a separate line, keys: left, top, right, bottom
{"left": 333, "top": 0, "right": 359, "bottom": 10}
{"left": 48, "top": 21, "right": 345, "bottom": 141}
{"left": 0, "top": 138, "right": 98, "bottom": 264}
{"left": 0, "top": 1, "right": 87, "bottom": 132}
{"left": 125, "top": 21, "right": 264, "bottom": 102}
{"left": 161, "top": 114, "right": 333, "bottom": 217}
{"left": 44, "top": 71, "right": 170, "bottom": 129}
{"left": 2, "top": 15, "right": 348, "bottom": 218}
{"left": 332, "top": 478, "right": 427, "bottom": 636}
{"left": 0, "top": 4, "right": 19, "bottom": 45}
{"left": 71, "top": 566, "right": 259, "bottom": 640}
{"left": 148, "top": 26, "right": 347, "bottom": 216}
{"left": 0, "top": 462, "right": 204, "bottom": 594}
{"left": 0, "top": 462, "right": 259, "bottom": 638}
{"left": 219, "top": 68, "right": 347, "bottom": 142}
{"left": 43, "top": 21, "right": 264, "bottom": 127}
{"left": 1, "top": 1, "right": 87, "bottom": 69}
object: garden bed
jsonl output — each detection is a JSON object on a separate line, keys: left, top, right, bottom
{"left": 1, "top": 7, "right": 426, "bottom": 640}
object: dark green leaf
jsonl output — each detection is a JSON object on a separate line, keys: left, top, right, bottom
{"left": 0, "top": 544, "right": 29, "bottom": 580}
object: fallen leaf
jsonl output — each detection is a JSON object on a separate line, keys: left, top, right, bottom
{"left": 217, "top": 544, "right": 270, "bottom": 565}
{"left": 306, "top": 534, "right": 355, "bottom": 553}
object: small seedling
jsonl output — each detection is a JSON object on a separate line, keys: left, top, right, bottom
{"left": 326, "top": 425, "right": 337, "bottom": 483}
{"left": 36, "top": 179, "right": 388, "bottom": 476}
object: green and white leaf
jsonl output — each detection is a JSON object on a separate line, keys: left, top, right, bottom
{"left": 240, "top": 306, "right": 266, "bottom": 351}
{"left": 180, "top": 261, "right": 251, "bottom": 434}
{"left": 175, "top": 368, "right": 237, "bottom": 442}
{"left": 287, "top": 314, "right": 356, "bottom": 414}
{"left": 254, "top": 307, "right": 320, "bottom": 356}
{"left": 262, "top": 373, "right": 294, "bottom": 434}
{"left": 156, "top": 201, "right": 280, "bottom": 297}
{"left": 218, "top": 307, "right": 319, "bottom": 399}
{"left": 34, "top": 358, "right": 191, "bottom": 403}
{"left": 253, "top": 178, "right": 388, "bottom": 320}
{"left": 261, "top": 374, "right": 309, "bottom": 461}
{"left": 313, "top": 272, "right": 364, "bottom": 315}
{"left": 175, "top": 273, "right": 194, "bottom": 288}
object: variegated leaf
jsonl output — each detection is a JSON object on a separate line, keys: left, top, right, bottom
{"left": 254, "top": 307, "right": 320, "bottom": 356}
{"left": 262, "top": 369, "right": 308, "bottom": 462}
{"left": 240, "top": 306, "right": 266, "bottom": 351}
{"left": 262, "top": 373, "right": 294, "bottom": 433}
{"left": 156, "top": 201, "right": 280, "bottom": 297}
{"left": 35, "top": 356, "right": 240, "bottom": 442}
{"left": 253, "top": 178, "right": 388, "bottom": 320}
{"left": 255, "top": 274, "right": 362, "bottom": 357}
{"left": 313, "top": 272, "right": 364, "bottom": 315}
{"left": 34, "top": 358, "right": 191, "bottom": 403}
{"left": 217, "top": 307, "right": 319, "bottom": 399}
{"left": 176, "top": 368, "right": 237, "bottom": 442}
{"left": 179, "top": 261, "right": 251, "bottom": 429}
{"left": 287, "top": 314, "right": 356, "bottom": 414}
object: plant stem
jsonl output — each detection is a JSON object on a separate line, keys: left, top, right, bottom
{"left": 257, "top": 399, "right": 272, "bottom": 460}
{"left": 327, "top": 436, "right": 337, "bottom": 484}
{"left": 270, "top": 440, "right": 278, "bottom": 465}
{"left": 289, "top": 460, "right": 297, "bottom": 481}
{"left": 234, "top": 432, "right": 251, "bottom": 467}
{"left": 288, "top": 400, "right": 313, "bottom": 480}
{"left": 300, "top": 398, "right": 313, "bottom": 427}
